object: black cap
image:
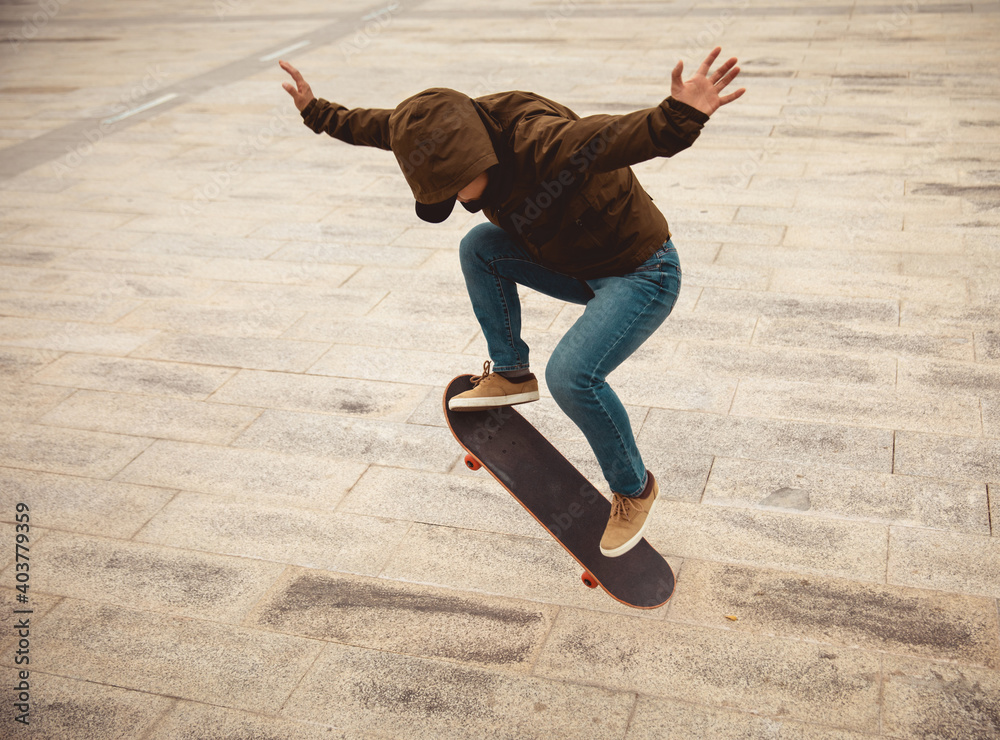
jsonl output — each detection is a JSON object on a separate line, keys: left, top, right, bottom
{"left": 415, "top": 194, "right": 458, "bottom": 224}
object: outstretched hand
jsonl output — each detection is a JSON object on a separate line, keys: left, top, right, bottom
{"left": 279, "top": 60, "right": 315, "bottom": 112}
{"left": 671, "top": 47, "right": 745, "bottom": 116}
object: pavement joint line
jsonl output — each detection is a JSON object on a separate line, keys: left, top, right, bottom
{"left": 100, "top": 93, "right": 180, "bottom": 126}
{"left": 0, "top": 0, "right": 432, "bottom": 181}
{"left": 259, "top": 40, "right": 311, "bottom": 62}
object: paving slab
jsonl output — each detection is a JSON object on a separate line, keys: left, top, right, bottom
{"left": 695, "top": 287, "right": 901, "bottom": 324}
{"left": 39, "top": 389, "right": 262, "bottom": 444}
{"left": 3, "top": 530, "right": 283, "bottom": 623}
{"left": 206, "top": 282, "right": 386, "bottom": 315}
{"left": 198, "top": 255, "right": 358, "bottom": 286}
{"left": 247, "top": 568, "right": 557, "bottom": 672}
{"left": 14, "top": 671, "right": 173, "bottom": 740}
{"left": 306, "top": 343, "right": 477, "bottom": 386}
{"left": 639, "top": 407, "right": 894, "bottom": 473}
{"left": 881, "top": 656, "right": 1000, "bottom": 740}
{"left": 208, "top": 369, "right": 429, "bottom": 421}
{"left": 116, "top": 438, "right": 366, "bottom": 509}
{"left": 130, "top": 332, "right": 330, "bottom": 372}
{"left": 283, "top": 312, "right": 477, "bottom": 353}
{"left": 281, "top": 641, "right": 634, "bottom": 740}
{"left": 0, "top": 347, "right": 61, "bottom": 382}
{"left": 116, "top": 302, "right": 306, "bottom": 338}
{"left": 535, "top": 608, "right": 882, "bottom": 734}
{"left": 49, "top": 249, "right": 210, "bottom": 278}
{"left": 731, "top": 378, "right": 982, "bottom": 435}
{"left": 647, "top": 499, "right": 887, "bottom": 582}
{"left": 977, "top": 329, "right": 1000, "bottom": 363}
{"left": 0, "top": 423, "right": 152, "bottom": 478}
{"left": 0, "top": 382, "right": 74, "bottom": 424}
{"left": 703, "top": 457, "right": 990, "bottom": 535}
{"left": 0, "top": 467, "right": 174, "bottom": 539}
{"left": 0, "top": 317, "right": 158, "bottom": 356}
{"left": 233, "top": 407, "right": 457, "bottom": 471}
{"left": 888, "top": 525, "right": 1000, "bottom": 600}
{"left": 667, "top": 559, "right": 1000, "bottom": 669}
{"left": 135, "top": 491, "right": 410, "bottom": 575}
{"left": 771, "top": 267, "right": 968, "bottom": 304}
{"left": 147, "top": 702, "right": 352, "bottom": 740}
{"left": 0, "top": 264, "right": 74, "bottom": 293}
{"left": 32, "top": 353, "right": 236, "bottom": 399}
{"left": 341, "top": 465, "right": 542, "bottom": 538}
{"left": 625, "top": 695, "right": 880, "bottom": 740}
{"left": 0, "top": 290, "right": 142, "bottom": 323}
{"left": 2, "top": 599, "right": 323, "bottom": 713}
{"left": 901, "top": 301, "right": 1000, "bottom": 334}
{"left": 753, "top": 317, "right": 975, "bottom": 362}
{"left": 895, "top": 430, "right": 1000, "bottom": 485}
{"left": 671, "top": 341, "right": 897, "bottom": 387}
{"left": 897, "top": 357, "right": 1000, "bottom": 397}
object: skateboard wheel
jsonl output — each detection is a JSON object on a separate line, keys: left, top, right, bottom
{"left": 464, "top": 454, "right": 482, "bottom": 471}
{"left": 581, "top": 571, "right": 598, "bottom": 589}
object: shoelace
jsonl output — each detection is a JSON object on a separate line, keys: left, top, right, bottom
{"left": 610, "top": 494, "right": 641, "bottom": 523}
{"left": 471, "top": 359, "right": 493, "bottom": 386}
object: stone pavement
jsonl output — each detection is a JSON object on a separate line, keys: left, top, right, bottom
{"left": 1, "top": 0, "right": 999, "bottom": 736}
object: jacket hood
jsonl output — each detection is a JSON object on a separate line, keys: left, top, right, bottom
{"left": 388, "top": 88, "right": 498, "bottom": 205}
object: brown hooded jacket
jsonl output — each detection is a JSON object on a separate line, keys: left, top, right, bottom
{"left": 301, "top": 88, "right": 709, "bottom": 279}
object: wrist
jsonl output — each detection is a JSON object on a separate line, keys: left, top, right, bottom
{"left": 667, "top": 96, "right": 710, "bottom": 123}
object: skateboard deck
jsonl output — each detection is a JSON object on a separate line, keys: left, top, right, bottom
{"left": 443, "top": 375, "right": 674, "bottom": 609}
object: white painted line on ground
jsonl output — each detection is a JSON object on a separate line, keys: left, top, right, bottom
{"left": 260, "top": 40, "right": 311, "bottom": 62}
{"left": 101, "top": 93, "right": 179, "bottom": 125}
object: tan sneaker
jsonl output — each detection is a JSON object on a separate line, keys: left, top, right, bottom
{"left": 448, "top": 361, "right": 539, "bottom": 411}
{"left": 600, "top": 472, "right": 658, "bottom": 557}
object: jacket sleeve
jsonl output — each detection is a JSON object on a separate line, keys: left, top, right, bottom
{"left": 515, "top": 97, "right": 709, "bottom": 178}
{"left": 300, "top": 98, "right": 393, "bottom": 150}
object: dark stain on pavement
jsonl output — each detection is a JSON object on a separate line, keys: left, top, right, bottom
{"left": 911, "top": 183, "right": 1000, "bottom": 210}
{"left": 713, "top": 564, "right": 989, "bottom": 658}
{"left": 259, "top": 573, "right": 545, "bottom": 665}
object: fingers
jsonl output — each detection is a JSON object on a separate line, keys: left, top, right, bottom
{"left": 279, "top": 59, "right": 304, "bottom": 84}
{"left": 710, "top": 57, "right": 739, "bottom": 84}
{"left": 697, "top": 46, "right": 721, "bottom": 77}
{"left": 719, "top": 87, "right": 747, "bottom": 106}
{"left": 671, "top": 59, "right": 684, "bottom": 83}
{"left": 715, "top": 65, "right": 741, "bottom": 90}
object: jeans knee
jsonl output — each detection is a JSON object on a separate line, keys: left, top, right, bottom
{"left": 459, "top": 222, "right": 495, "bottom": 275}
{"left": 546, "top": 349, "right": 588, "bottom": 404}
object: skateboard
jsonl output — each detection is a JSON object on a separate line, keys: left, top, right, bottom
{"left": 443, "top": 375, "right": 674, "bottom": 609}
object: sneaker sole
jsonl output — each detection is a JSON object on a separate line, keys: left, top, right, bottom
{"left": 448, "top": 390, "right": 540, "bottom": 411}
{"left": 600, "top": 491, "right": 659, "bottom": 558}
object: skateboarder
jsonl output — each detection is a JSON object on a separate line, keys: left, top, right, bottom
{"left": 280, "top": 49, "right": 744, "bottom": 557}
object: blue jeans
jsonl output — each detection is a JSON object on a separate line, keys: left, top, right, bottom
{"left": 459, "top": 222, "right": 681, "bottom": 497}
